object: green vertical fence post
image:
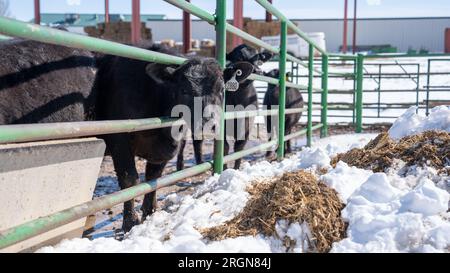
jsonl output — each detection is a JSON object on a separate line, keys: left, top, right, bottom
{"left": 425, "top": 59, "right": 431, "bottom": 116}
{"left": 352, "top": 58, "right": 357, "bottom": 124}
{"left": 276, "top": 20, "right": 287, "bottom": 161}
{"left": 355, "top": 53, "right": 364, "bottom": 133}
{"left": 307, "top": 44, "right": 314, "bottom": 147}
{"left": 320, "top": 54, "right": 329, "bottom": 137}
{"left": 213, "top": 0, "right": 226, "bottom": 173}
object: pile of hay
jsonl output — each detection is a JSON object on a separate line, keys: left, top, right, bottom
{"left": 202, "top": 170, "right": 346, "bottom": 253}
{"left": 331, "top": 130, "right": 450, "bottom": 172}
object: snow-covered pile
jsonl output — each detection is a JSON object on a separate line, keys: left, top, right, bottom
{"left": 327, "top": 106, "right": 450, "bottom": 252}
{"left": 330, "top": 164, "right": 450, "bottom": 252}
{"left": 389, "top": 106, "right": 450, "bottom": 139}
{"left": 38, "top": 106, "right": 450, "bottom": 253}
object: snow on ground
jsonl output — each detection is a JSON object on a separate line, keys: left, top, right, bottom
{"left": 38, "top": 106, "right": 450, "bottom": 253}
{"left": 38, "top": 133, "right": 376, "bottom": 253}
{"left": 388, "top": 105, "right": 450, "bottom": 139}
{"left": 330, "top": 167, "right": 450, "bottom": 253}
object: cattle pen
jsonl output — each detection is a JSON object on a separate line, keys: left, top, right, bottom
{"left": 0, "top": 0, "right": 447, "bottom": 252}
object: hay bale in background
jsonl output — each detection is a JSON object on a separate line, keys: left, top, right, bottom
{"left": 84, "top": 22, "right": 152, "bottom": 45}
{"left": 226, "top": 18, "right": 296, "bottom": 52}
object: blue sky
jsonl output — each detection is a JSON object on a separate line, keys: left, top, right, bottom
{"left": 7, "top": 0, "right": 450, "bottom": 21}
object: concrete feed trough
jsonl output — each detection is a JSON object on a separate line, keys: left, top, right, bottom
{"left": 0, "top": 138, "right": 105, "bottom": 252}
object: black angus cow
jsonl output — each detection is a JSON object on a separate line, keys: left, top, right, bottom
{"left": 176, "top": 44, "right": 273, "bottom": 170}
{"left": 263, "top": 69, "right": 304, "bottom": 158}
{"left": 0, "top": 39, "right": 98, "bottom": 125}
{"left": 0, "top": 39, "right": 252, "bottom": 232}
{"left": 96, "top": 44, "right": 253, "bottom": 231}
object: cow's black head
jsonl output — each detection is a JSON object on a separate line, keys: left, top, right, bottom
{"left": 226, "top": 44, "right": 273, "bottom": 75}
{"left": 145, "top": 58, "right": 253, "bottom": 139}
{"left": 264, "top": 69, "right": 292, "bottom": 86}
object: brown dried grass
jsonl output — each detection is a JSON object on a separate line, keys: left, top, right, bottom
{"left": 331, "top": 130, "right": 450, "bottom": 172}
{"left": 201, "top": 170, "right": 346, "bottom": 253}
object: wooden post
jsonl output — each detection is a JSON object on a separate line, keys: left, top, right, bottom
{"left": 265, "top": 0, "right": 272, "bottom": 22}
{"left": 182, "top": 0, "right": 191, "bottom": 53}
{"left": 232, "top": 0, "right": 243, "bottom": 48}
{"left": 131, "top": 0, "right": 141, "bottom": 45}
{"left": 105, "top": 0, "right": 110, "bottom": 23}
{"left": 342, "top": 0, "right": 348, "bottom": 53}
{"left": 352, "top": 0, "right": 358, "bottom": 54}
{"left": 34, "top": 0, "right": 41, "bottom": 25}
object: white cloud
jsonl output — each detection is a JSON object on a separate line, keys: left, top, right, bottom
{"left": 366, "top": 0, "right": 382, "bottom": 6}
{"left": 66, "top": 0, "right": 81, "bottom": 6}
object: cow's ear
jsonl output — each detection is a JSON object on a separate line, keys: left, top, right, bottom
{"left": 259, "top": 51, "right": 273, "bottom": 63}
{"left": 224, "top": 61, "right": 254, "bottom": 83}
{"left": 145, "top": 63, "right": 177, "bottom": 85}
{"left": 265, "top": 69, "right": 278, "bottom": 79}
{"left": 286, "top": 72, "right": 292, "bottom": 82}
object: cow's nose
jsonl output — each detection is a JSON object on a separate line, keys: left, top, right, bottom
{"left": 253, "top": 65, "right": 263, "bottom": 75}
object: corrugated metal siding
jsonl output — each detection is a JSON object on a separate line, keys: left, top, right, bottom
{"left": 145, "top": 18, "right": 450, "bottom": 53}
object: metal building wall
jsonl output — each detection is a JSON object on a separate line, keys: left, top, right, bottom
{"left": 295, "top": 17, "right": 450, "bottom": 52}
{"left": 145, "top": 17, "right": 450, "bottom": 53}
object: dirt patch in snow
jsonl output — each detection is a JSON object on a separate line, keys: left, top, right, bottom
{"left": 331, "top": 130, "right": 450, "bottom": 172}
{"left": 202, "top": 170, "right": 346, "bottom": 253}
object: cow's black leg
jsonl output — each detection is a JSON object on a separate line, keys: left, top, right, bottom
{"left": 233, "top": 140, "right": 247, "bottom": 170}
{"left": 176, "top": 139, "right": 186, "bottom": 171}
{"left": 265, "top": 117, "right": 275, "bottom": 159}
{"left": 233, "top": 117, "right": 251, "bottom": 169}
{"left": 223, "top": 140, "right": 230, "bottom": 170}
{"left": 141, "top": 162, "right": 167, "bottom": 222}
{"left": 265, "top": 130, "right": 275, "bottom": 159}
{"left": 193, "top": 139, "right": 204, "bottom": 165}
{"left": 286, "top": 140, "right": 292, "bottom": 154}
{"left": 285, "top": 129, "right": 292, "bottom": 154}
{"left": 108, "top": 136, "right": 140, "bottom": 233}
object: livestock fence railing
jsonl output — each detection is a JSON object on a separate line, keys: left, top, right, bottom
{"left": 0, "top": 0, "right": 361, "bottom": 249}
{"left": 357, "top": 54, "right": 450, "bottom": 122}
{"left": 271, "top": 53, "right": 450, "bottom": 126}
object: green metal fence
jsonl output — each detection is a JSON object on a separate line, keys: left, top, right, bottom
{"left": 287, "top": 53, "right": 450, "bottom": 125}
{"left": 0, "top": 0, "right": 360, "bottom": 249}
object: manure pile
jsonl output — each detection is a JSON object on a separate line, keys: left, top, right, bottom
{"left": 202, "top": 170, "right": 346, "bottom": 253}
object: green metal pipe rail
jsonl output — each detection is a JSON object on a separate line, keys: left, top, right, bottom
{"left": 0, "top": 16, "right": 187, "bottom": 65}
{"left": 0, "top": 118, "right": 184, "bottom": 144}
{"left": 0, "top": 0, "right": 362, "bottom": 249}
{"left": 363, "top": 53, "right": 450, "bottom": 59}
{"left": 0, "top": 107, "right": 320, "bottom": 145}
